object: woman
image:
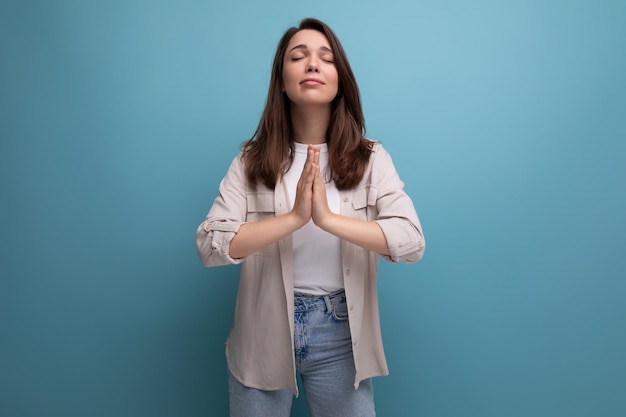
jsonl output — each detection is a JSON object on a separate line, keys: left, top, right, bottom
{"left": 196, "top": 17, "right": 425, "bottom": 417}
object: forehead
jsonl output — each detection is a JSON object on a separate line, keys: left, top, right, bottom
{"left": 287, "top": 29, "right": 332, "bottom": 50}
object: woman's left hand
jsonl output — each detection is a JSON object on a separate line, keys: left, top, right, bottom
{"left": 308, "top": 144, "right": 390, "bottom": 255}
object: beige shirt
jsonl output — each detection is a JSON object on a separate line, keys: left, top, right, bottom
{"left": 196, "top": 141, "right": 425, "bottom": 394}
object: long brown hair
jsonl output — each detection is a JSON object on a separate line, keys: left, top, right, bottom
{"left": 242, "top": 18, "right": 373, "bottom": 190}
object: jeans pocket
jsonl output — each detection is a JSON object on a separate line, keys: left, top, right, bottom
{"left": 331, "top": 298, "right": 349, "bottom": 321}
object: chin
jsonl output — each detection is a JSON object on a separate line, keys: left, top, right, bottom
{"left": 290, "top": 97, "right": 335, "bottom": 107}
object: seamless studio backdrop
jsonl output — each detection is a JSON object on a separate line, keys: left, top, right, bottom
{"left": 1, "top": 1, "right": 624, "bottom": 416}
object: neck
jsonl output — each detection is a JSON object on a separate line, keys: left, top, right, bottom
{"left": 290, "top": 104, "right": 331, "bottom": 144}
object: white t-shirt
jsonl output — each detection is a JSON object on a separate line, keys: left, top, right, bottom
{"left": 282, "top": 142, "right": 343, "bottom": 295}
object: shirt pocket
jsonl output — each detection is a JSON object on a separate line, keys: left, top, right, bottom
{"left": 246, "top": 190, "right": 280, "bottom": 255}
{"left": 246, "top": 191, "right": 275, "bottom": 222}
{"left": 351, "top": 186, "right": 379, "bottom": 221}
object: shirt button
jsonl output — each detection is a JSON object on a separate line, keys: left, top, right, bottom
{"left": 418, "top": 240, "right": 424, "bottom": 249}
{"left": 350, "top": 305, "right": 354, "bottom": 311}
{"left": 343, "top": 197, "right": 348, "bottom": 202}
{"left": 345, "top": 269, "right": 351, "bottom": 276}
{"left": 353, "top": 341, "right": 358, "bottom": 347}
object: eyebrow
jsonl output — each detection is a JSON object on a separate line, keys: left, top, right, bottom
{"left": 288, "top": 44, "right": 334, "bottom": 54}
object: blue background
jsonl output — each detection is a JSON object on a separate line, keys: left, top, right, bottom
{"left": 1, "top": 1, "right": 625, "bottom": 416}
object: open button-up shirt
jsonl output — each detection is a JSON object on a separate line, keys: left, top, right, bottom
{"left": 196, "top": 142, "right": 425, "bottom": 394}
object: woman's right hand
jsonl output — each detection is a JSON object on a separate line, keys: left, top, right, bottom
{"left": 228, "top": 145, "right": 322, "bottom": 259}
{"left": 291, "top": 145, "right": 320, "bottom": 227}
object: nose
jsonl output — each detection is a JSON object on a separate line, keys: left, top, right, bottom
{"left": 306, "top": 56, "right": 320, "bottom": 73}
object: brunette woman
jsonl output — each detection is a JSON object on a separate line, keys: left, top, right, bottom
{"left": 196, "top": 17, "right": 425, "bottom": 417}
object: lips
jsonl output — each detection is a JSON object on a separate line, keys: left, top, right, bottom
{"left": 300, "top": 78, "right": 324, "bottom": 85}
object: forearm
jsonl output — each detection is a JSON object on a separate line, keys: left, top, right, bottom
{"left": 229, "top": 212, "right": 304, "bottom": 259}
{"left": 318, "top": 213, "right": 390, "bottom": 256}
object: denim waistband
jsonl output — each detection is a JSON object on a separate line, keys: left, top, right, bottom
{"left": 294, "top": 289, "right": 346, "bottom": 313}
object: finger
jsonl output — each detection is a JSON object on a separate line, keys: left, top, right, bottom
{"left": 299, "top": 151, "right": 314, "bottom": 180}
{"left": 304, "top": 165, "right": 315, "bottom": 187}
{"left": 306, "top": 145, "right": 316, "bottom": 164}
{"left": 300, "top": 150, "right": 314, "bottom": 182}
{"left": 299, "top": 162, "right": 315, "bottom": 193}
{"left": 318, "top": 165, "right": 325, "bottom": 185}
{"left": 312, "top": 164, "right": 324, "bottom": 190}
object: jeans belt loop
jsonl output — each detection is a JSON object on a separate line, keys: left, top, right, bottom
{"left": 322, "top": 294, "right": 333, "bottom": 315}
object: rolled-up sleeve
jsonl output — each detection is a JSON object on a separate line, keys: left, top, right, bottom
{"left": 196, "top": 154, "right": 247, "bottom": 267}
{"left": 371, "top": 145, "right": 425, "bottom": 264}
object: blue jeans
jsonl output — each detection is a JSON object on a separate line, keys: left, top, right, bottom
{"left": 228, "top": 290, "right": 376, "bottom": 417}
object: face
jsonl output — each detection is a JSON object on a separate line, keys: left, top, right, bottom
{"left": 282, "top": 29, "right": 339, "bottom": 107}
